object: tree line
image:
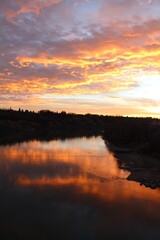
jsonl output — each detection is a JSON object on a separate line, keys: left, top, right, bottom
{"left": 0, "top": 108, "right": 160, "bottom": 155}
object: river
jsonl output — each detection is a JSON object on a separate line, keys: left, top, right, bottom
{"left": 0, "top": 136, "right": 160, "bottom": 239}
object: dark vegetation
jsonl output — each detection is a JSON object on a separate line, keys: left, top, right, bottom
{"left": 0, "top": 108, "right": 106, "bottom": 144}
{"left": 103, "top": 116, "right": 160, "bottom": 156}
{"left": 104, "top": 117, "right": 150, "bottom": 147}
{"left": 0, "top": 108, "right": 160, "bottom": 157}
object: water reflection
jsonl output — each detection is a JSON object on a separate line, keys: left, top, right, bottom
{"left": 0, "top": 136, "right": 160, "bottom": 240}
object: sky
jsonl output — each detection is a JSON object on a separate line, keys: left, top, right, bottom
{"left": 0, "top": 0, "right": 160, "bottom": 116}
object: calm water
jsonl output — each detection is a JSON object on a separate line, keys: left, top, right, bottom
{"left": 0, "top": 136, "right": 160, "bottom": 240}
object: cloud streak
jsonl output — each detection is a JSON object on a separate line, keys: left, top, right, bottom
{"left": 0, "top": 0, "right": 160, "bottom": 116}
{"left": 0, "top": 0, "right": 63, "bottom": 19}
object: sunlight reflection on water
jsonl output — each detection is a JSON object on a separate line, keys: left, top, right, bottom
{"left": 0, "top": 136, "right": 160, "bottom": 239}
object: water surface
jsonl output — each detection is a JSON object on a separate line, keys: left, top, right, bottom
{"left": 0, "top": 136, "right": 160, "bottom": 240}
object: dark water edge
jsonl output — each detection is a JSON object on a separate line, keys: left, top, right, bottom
{"left": 0, "top": 129, "right": 100, "bottom": 146}
{"left": 1, "top": 184, "right": 159, "bottom": 240}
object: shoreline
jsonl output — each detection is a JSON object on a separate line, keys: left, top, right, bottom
{"left": 114, "top": 151, "right": 160, "bottom": 189}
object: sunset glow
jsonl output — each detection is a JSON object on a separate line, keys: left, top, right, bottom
{"left": 1, "top": 0, "right": 160, "bottom": 116}
{"left": 1, "top": 137, "right": 159, "bottom": 203}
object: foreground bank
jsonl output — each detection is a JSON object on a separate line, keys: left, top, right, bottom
{"left": 103, "top": 117, "right": 160, "bottom": 189}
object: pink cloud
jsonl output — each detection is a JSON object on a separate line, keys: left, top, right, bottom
{"left": 0, "top": 0, "right": 63, "bottom": 19}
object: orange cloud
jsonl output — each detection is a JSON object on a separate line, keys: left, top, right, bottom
{"left": 1, "top": 0, "right": 160, "bottom": 116}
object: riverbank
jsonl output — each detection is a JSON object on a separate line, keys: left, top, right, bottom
{"left": 103, "top": 116, "right": 160, "bottom": 189}
{"left": 105, "top": 134, "right": 160, "bottom": 189}
{"left": 114, "top": 151, "right": 160, "bottom": 189}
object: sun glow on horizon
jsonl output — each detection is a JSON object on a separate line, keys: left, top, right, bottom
{"left": 139, "top": 73, "right": 160, "bottom": 97}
